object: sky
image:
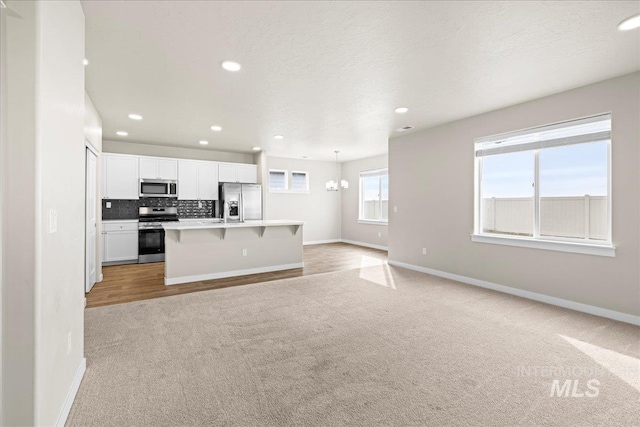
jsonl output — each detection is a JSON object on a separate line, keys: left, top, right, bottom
{"left": 362, "top": 174, "right": 389, "bottom": 201}
{"left": 481, "top": 142, "right": 608, "bottom": 198}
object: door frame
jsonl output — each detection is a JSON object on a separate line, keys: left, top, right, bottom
{"left": 85, "top": 144, "right": 99, "bottom": 293}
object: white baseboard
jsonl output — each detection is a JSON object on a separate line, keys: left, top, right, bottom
{"left": 304, "top": 239, "right": 342, "bottom": 245}
{"left": 165, "top": 262, "right": 304, "bottom": 285}
{"left": 98, "top": 273, "right": 103, "bottom": 282}
{"left": 387, "top": 260, "right": 640, "bottom": 326}
{"left": 55, "top": 357, "right": 86, "bottom": 427}
{"left": 341, "top": 239, "right": 388, "bottom": 251}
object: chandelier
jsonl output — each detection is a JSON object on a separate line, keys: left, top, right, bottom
{"left": 326, "top": 151, "right": 349, "bottom": 191}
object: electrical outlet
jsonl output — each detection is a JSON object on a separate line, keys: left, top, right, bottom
{"left": 242, "top": 249, "right": 247, "bottom": 256}
{"left": 378, "top": 232, "right": 382, "bottom": 238}
{"left": 49, "top": 209, "right": 57, "bottom": 233}
{"left": 67, "top": 332, "right": 72, "bottom": 355}
{"left": 198, "top": 200, "right": 202, "bottom": 209}
{"left": 393, "top": 206, "right": 398, "bottom": 213}
{"left": 106, "top": 201, "right": 112, "bottom": 208}
{"left": 422, "top": 248, "right": 427, "bottom": 255}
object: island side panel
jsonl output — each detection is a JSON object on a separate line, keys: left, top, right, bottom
{"left": 164, "top": 225, "right": 303, "bottom": 284}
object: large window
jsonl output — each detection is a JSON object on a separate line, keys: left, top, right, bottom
{"left": 474, "top": 114, "right": 613, "bottom": 255}
{"left": 359, "top": 169, "right": 388, "bottom": 224}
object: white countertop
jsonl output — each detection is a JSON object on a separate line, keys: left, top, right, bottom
{"left": 179, "top": 218, "right": 218, "bottom": 223}
{"left": 102, "top": 219, "right": 138, "bottom": 223}
{"left": 163, "top": 219, "right": 304, "bottom": 231}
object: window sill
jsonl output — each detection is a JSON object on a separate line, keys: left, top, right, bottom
{"left": 470, "top": 234, "right": 615, "bottom": 257}
{"left": 358, "top": 220, "right": 388, "bottom": 226}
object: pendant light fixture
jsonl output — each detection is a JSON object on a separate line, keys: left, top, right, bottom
{"left": 326, "top": 151, "right": 349, "bottom": 191}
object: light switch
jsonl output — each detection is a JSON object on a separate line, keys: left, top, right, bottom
{"left": 393, "top": 206, "right": 398, "bottom": 213}
{"left": 106, "top": 201, "right": 112, "bottom": 208}
{"left": 49, "top": 209, "right": 57, "bottom": 233}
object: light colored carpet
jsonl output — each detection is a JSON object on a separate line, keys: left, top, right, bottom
{"left": 67, "top": 263, "right": 640, "bottom": 426}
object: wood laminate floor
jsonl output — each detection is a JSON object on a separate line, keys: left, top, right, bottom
{"left": 86, "top": 243, "right": 387, "bottom": 308}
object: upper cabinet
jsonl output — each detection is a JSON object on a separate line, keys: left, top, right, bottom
{"left": 178, "top": 160, "right": 219, "bottom": 200}
{"left": 219, "top": 163, "right": 258, "bottom": 184}
{"left": 177, "top": 161, "right": 198, "bottom": 200}
{"left": 103, "top": 154, "right": 139, "bottom": 200}
{"left": 198, "top": 162, "right": 219, "bottom": 200}
{"left": 102, "top": 153, "right": 254, "bottom": 201}
{"left": 139, "top": 157, "right": 178, "bottom": 180}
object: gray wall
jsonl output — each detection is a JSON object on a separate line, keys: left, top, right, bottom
{"left": 341, "top": 154, "right": 388, "bottom": 248}
{"left": 3, "top": 1, "right": 87, "bottom": 424}
{"left": 265, "top": 156, "right": 341, "bottom": 243}
{"left": 389, "top": 72, "right": 640, "bottom": 317}
{"left": 103, "top": 140, "right": 255, "bottom": 164}
{"left": 3, "top": 1, "right": 38, "bottom": 422}
{"left": 0, "top": 0, "right": 6, "bottom": 416}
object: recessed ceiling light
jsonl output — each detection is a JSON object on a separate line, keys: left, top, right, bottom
{"left": 395, "top": 107, "right": 409, "bottom": 114}
{"left": 210, "top": 125, "right": 222, "bottom": 132}
{"left": 116, "top": 131, "right": 128, "bottom": 136}
{"left": 128, "top": 113, "right": 142, "bottom": 120}
{"left": 221, "top": 61, "right": 241, "bottom": 72}
{"left": 199, "top": 140, "right": 209, "bottom": 145}
{"left": 618, "top": 13, "right": 640, "bottom": 31}
{"left": 83, "top": 58, "right": 89, "bottom": 66}
{"left": 252, "top": 146, "right": 261, "bottom": 151}
{"left": 395, "top": 126, "right": 414, "bottom": 132}
{"left": 274, "top": 135, "right": 284, "bottom": 140}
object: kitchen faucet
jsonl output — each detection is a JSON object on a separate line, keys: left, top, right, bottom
{"left": 223, "top": 200, "right": 229, "bottom": 223}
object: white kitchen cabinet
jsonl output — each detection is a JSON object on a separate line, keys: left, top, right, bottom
{"left": 103, "top": 154, "right": 139, "bottom": 200}
{"left": 218, "top": 163, "right": 258, "bottom": 184}
{"left": 237, "top": 165, "right": 258, "bottom": 184}
{"left": 198, "top": 162, "right": 219, "bottom": 200}
{"left": 218, "top": 164, "right": 238, "bottom": 183}
{"left": 139, "top": 157, "right": 178, "bottom": 180}
{"left": 102, "top": 222, "right": 138, "bottom": 263}
{"left": 178, "top": 161, "right": 198, "bottom": 200}
{"left": 178, "top": 160, "right": 218, "bottom": 200}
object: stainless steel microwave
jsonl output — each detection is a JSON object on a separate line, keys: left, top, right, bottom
{"left": 139, "top": 179, "right": 177, "bottom": 198}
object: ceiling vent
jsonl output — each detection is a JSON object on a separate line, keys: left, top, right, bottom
{"left": 395, "top": 126, "right": 414, "bottom": 132}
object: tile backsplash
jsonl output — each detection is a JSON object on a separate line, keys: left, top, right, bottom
{"left": 178, "top": 200, "right": 214, "bottom": 218}
{"left": 102, "top": 198, "right": 215, "bottom": 220}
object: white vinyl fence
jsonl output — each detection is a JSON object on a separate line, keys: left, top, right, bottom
{"left": 362, "top": 200, "right": 389, "bottom": 221}
{"left": 482, "top": 196, "right": 607, "bottom": 240}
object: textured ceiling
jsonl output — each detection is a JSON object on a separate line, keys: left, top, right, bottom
{"left": 82, "top": 1, "right": 640, "bottom": 161}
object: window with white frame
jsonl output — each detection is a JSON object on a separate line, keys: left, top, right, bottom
{"left": 359, "top": 169, "right": 388, "bottom": 223}
{"left": 269, "top": 169, "right": 288, "bottom": 191}
{"left": 291, "top": 171, "right": 309, "bottom": 192}
{"left": 474, "top": 113, "right": 612, "bottom": 250}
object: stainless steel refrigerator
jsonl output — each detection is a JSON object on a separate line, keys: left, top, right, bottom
{"left": 218, "top": 183, "right": 262, "bottom": 221}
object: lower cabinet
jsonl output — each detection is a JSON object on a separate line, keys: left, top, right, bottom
{"left": 102, "top": 222, "right": 138, "bottom": 263}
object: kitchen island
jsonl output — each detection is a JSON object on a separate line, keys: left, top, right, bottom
{"left": 162, "top": 220, "right": 304, "bottom": 285}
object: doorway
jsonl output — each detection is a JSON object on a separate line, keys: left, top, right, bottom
{"left": 85, "top": 147, "right": 98, "bottom": 292}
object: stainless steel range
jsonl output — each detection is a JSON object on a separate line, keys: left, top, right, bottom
{"left": 138, "top": 207, "right": 179, "bottom": 264}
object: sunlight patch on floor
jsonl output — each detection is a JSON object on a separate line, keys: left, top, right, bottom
{"left": 359, "top": 262, "right": 396, "bottom": 289}
{"left": 560, "top": 334, "right": 640, "bottom": 393}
